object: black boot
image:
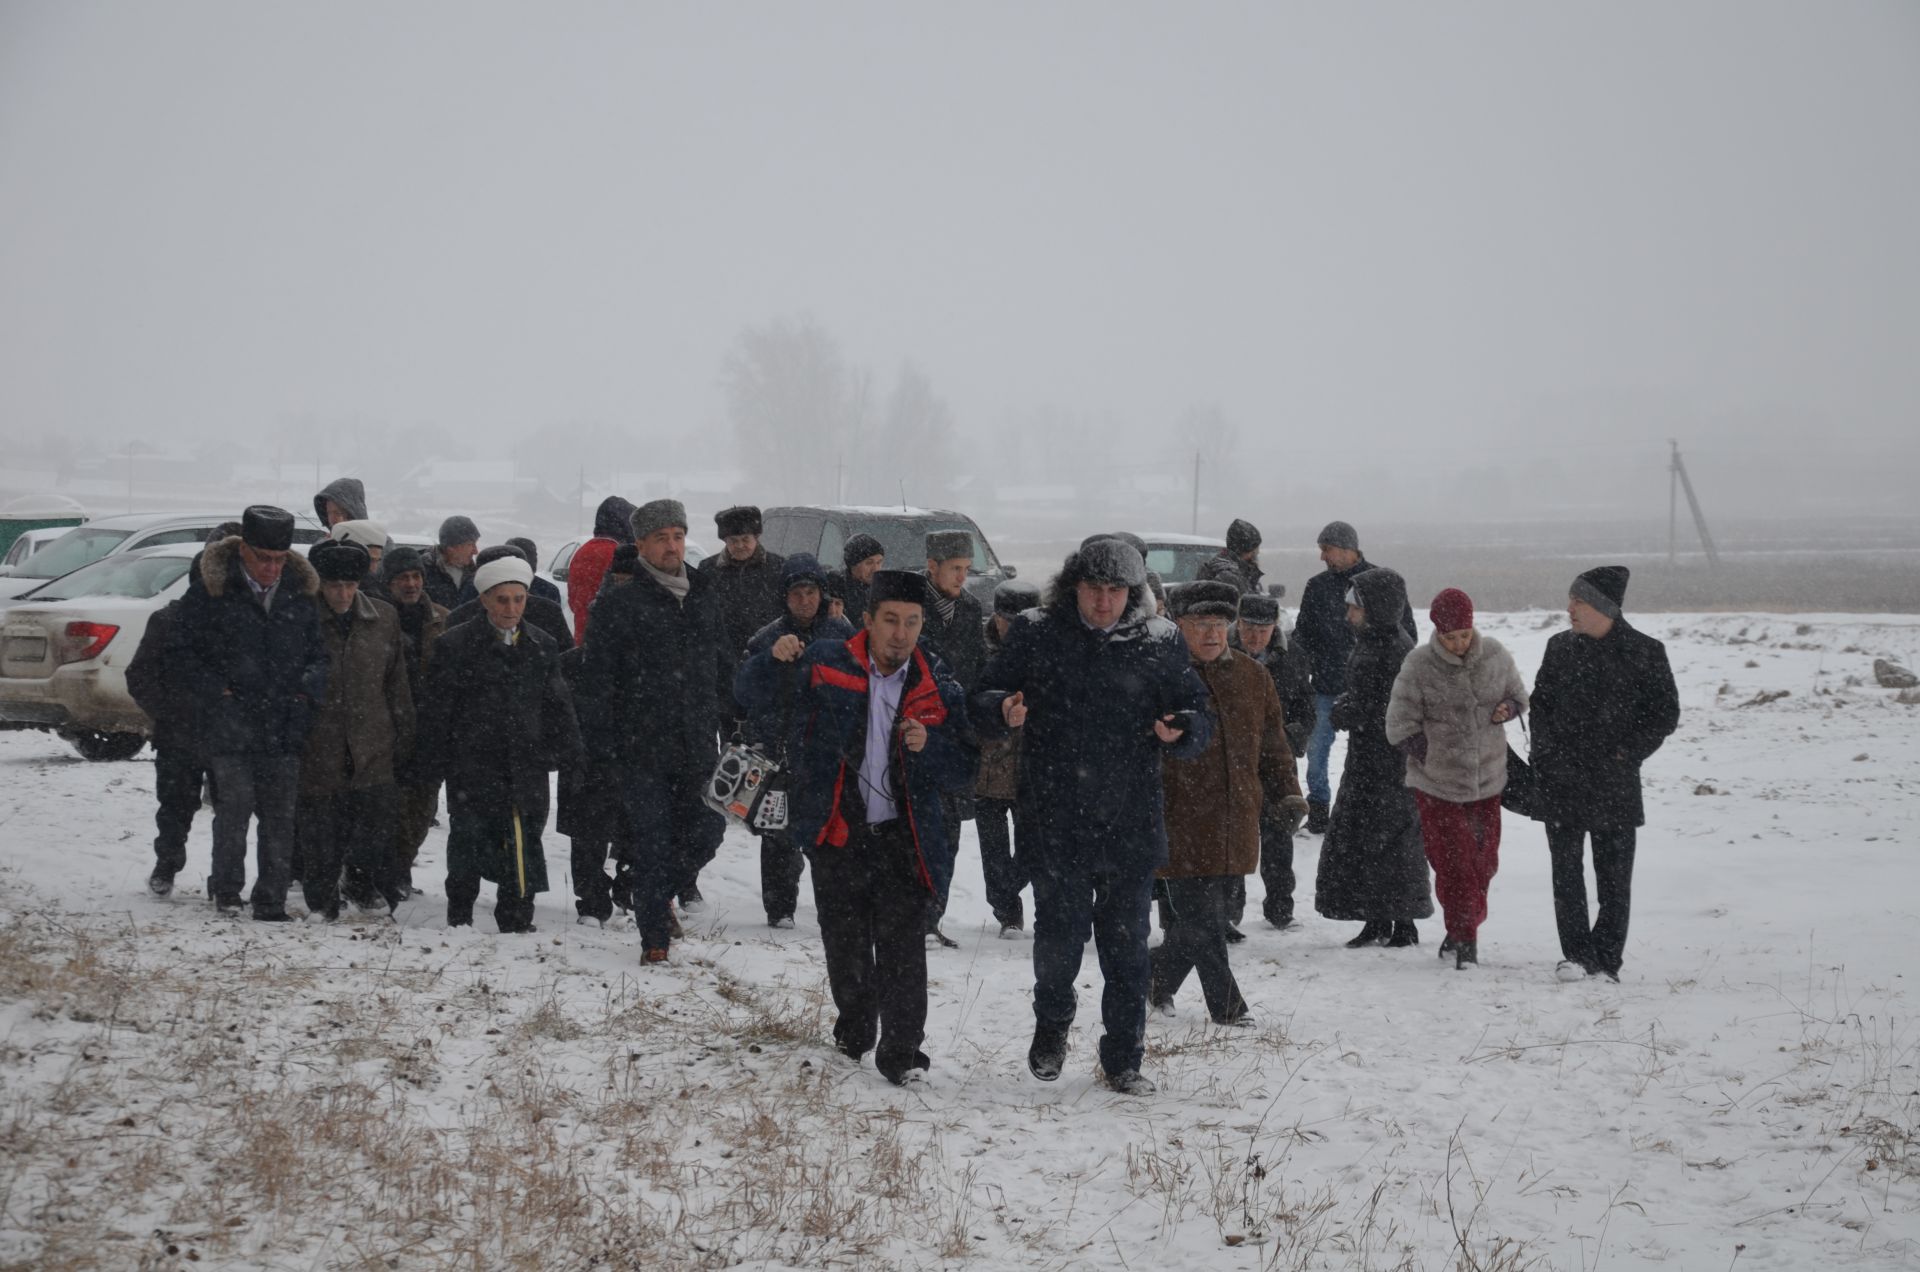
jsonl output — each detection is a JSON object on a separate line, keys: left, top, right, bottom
{"left": 1455, "top": 941, "right": 1478, "bottom": 969}
{"left": 1385, "top": 921, "right": 1419, "bottom": 948}
{"left": 1028, "top": 1023, "right": 1069, "bottom": 1082}
{"left": 1438, "top": 936, "right": 1457, "bottom": 959}
{"left": 1345, "top": 921, "right": 1388, "bottom": 948}
{"left": 1305, "top": 802, "right": 1330, "bottom": 834}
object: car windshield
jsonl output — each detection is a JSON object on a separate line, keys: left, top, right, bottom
{"left": 1145, "top": 544, "right": 1223, "bottom": 584}
{"left": 15, "top": 527, "right": 135, "bottom": 579}
{"left": 26, "top": 552, "right": 194, "bottom": 601}
{"left": 839, "top": 519, "right": 997, "bottom": 574}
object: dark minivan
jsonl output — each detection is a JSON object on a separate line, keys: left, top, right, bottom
{"left": 759, "top": 506, "right": 1014, "bottom": 606}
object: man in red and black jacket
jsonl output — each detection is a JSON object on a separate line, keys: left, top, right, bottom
{"left": 742, "top": 569, "right": 976, "bottom": 1087}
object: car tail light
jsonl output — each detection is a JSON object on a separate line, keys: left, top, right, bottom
{"left": 57, "top": 622, "right": 120, "bottom": 665}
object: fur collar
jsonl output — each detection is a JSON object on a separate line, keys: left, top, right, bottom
{"left": 199, "top": 536, "right": 320, "bottom": 600}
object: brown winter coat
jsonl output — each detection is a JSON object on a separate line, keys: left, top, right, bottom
{"left": 300, "top": 590, "right": 415, "bottom": 797}
{"left": 1160, "top": 649, "right": 1302, "bottom": 879}
{"left": 974, "top": 615, "right": 1022, "bottom": 800}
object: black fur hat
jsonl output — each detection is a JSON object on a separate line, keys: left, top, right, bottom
{"left": 310, "top": 539, "right": 370, "bottom": 583}
{"left": 715, "top": 505, "right": 763, "bottom": 538}
{"left": 1173, "top": 580, "right": 1241, "bottom": 620}
{"left": 241, "top": 505, "right": 295, "bottom": 552}
{"left": 866, "top": 569, "right": 929, "bottom": 611}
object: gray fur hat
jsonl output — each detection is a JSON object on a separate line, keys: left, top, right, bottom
{"left": 1076, "top": 538, "right": 1147, "bottom": 588}
{"left": 1173, "top": 579, "right": 1241, "bottom": 621}
{"left": 925, "top": 529, "right": 973, "bottom": 562}
{"left": 1238, "top": 592, "right": 1281, "bottom": 625}
{"left": 631, "top": 499, "right": 688, "bottom": 539}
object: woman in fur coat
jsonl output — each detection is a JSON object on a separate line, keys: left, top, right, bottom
{"left": 1384, "top": 589, "right": 1527, "bottom": 968}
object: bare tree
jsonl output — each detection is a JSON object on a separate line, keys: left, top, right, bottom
{"left": 719, "top": 315, "right": 856, "bottom": 500}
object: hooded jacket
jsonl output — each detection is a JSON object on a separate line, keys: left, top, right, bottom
{"left": 1529, "top": 618, "right": 1679, "bottom": 829}
{"left": 567, "top": 496, "right": 637, "bottom": 640}
{"left": 312, "top": 477, "right": 369, "bottom": 526}
{"left": 1313, "top": 567, "right": 1433, "bottom": 922}
{"left": 1294, "top": 555, "right": 1418, "bottom": 696}
{"left": 778, "top": 630, "right": 975, "bottom": 897}
{"left": 299, "top": 591, "right": 415, "bottom": 797}
{"left": 732, "top": 608, "right": 858, "bottom": 748}
{"left": 167, "top": 536, "right": 329, "bottom": 756}
{"left": 971, "top": 560, "right": 1215, "bottom": 873}
{"left": 1196, "top": 551, "right": 1263, "bottom": 594}
{"left": 1385, "top": 630, "right": 1528, "bottom": 805}
{"left": 1160, "top": 649, "right": 1301, "bottom": 878}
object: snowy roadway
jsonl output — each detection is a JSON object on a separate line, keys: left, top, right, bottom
{"left": 1, "top": 611, "right": 1917, "bottom": 1270}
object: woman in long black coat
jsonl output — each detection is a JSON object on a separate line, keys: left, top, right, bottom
{"left": 1313, "top": 567, "right": 1433, "bottom": 947}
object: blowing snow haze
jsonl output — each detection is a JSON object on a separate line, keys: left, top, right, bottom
{"left": 2, "top": 2, "right": 1917, "bottom": 533}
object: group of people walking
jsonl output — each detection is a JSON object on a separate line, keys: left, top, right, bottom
{"left": 122, "top": 487, "right": 1679, "bottom": 1092}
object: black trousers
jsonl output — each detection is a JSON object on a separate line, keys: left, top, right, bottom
{"left": 760, "top": 831, "right": 806, "bottom": 922}
{"left": 1546, "top": 824, "right": 1637, "bottom": 976}
{"left": 297, "top": 785, "right": 401, "bottom": 914}
{"left": 975, "top": 796, "right": 1027, "bottom": 924}
{"left": 209, "top": 753, "right": 300, "bottom": 914}
{"left": 924, "top": 793, "right": 968, "bottom": 928}
{"left": 809, "top": 819, "right": 930, "bottom": 1072}
{"left": 1150, "top": 875, "right": 1249, "bottom": 1023}
{"left": 152, "top": 746, "right": 205, "bottom": 877}
{"left": 625, "top": 765, "right": 724, "bottom": 951}
{"left": 571, "top": 836, "right": 614, "bottom": 921}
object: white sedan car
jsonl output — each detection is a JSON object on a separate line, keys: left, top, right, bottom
{"left": 0, "top": 544, "right": 203, "bottom": 760}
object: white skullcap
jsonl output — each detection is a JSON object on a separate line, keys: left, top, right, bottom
{"left": 473, "top": 556, "right": 534, "bottom": 595}
{"left": 329, "top": 519, "right": 388, "bottom": 550}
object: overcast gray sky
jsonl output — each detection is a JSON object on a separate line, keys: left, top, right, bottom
{"left": 3, "top": 1, "right": 1916, "bottom": 519}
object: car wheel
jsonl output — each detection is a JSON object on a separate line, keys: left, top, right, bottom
{"left": 62, "top": 730, "right": 147, "bottom": 762}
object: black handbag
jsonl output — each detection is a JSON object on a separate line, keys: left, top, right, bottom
{"left": 1502, "top": 718, "right": 1543, "bottom": 821}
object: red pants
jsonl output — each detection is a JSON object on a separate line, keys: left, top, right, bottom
{"left": 1413, "top": 791, "right": 1502, "bottom": 943}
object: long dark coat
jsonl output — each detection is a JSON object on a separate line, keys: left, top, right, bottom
{"left": 700, "top": 547, "right": 787, "bottom": 715}
{"left": 126, "top": 601, "right": 196, "bottom": 755}
{"left": 168, "top": 537, "right": 329, "bottom": 757}
{"left": 299, "top": 592, "right": 414, "bottom": 797}
{"left": 1529, "top": 619, "right": 1680, "bottom": 829}
{"left": 415, "top": 620, "right": 582, "bottom": 890}
{"left": 1232, "top": 623, "right": 1315, "bottom": 757}
{"left": 556, "top": 644, "right": 622, "bottom": 842}
{"left": 1313, "top": 568, "right": 1434, "bottom": 922}
{"left": 919, "top": 581, "right": 989, "bottom": 691}
{"left": 971, "top": 582, "right": 1214, "bottom": 874}
{"left": 446, "top": 593, "right": 575, "bottom": 650}
{"left": 1293, "top": 555, "right": 1419, "bottom": 697}
{"left": 579, "top": 562, "right": 729, "bottom": 775}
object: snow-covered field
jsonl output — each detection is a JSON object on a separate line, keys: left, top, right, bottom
{"left": 2, "top": 612, "right": 1917, "bottom": 1271}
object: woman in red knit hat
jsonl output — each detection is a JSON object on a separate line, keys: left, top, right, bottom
{"left": 1384, "top": 588, "right": 1528, "bottom": 968}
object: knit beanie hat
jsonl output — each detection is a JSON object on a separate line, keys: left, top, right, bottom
{"left": 383, "top": 546, "right": 426, "bottom": 577}
{"left": 438, "top": 515, "right": 480, "bottom": 548}
{"left": 630, "top": 499, "right": 688, "bottom": 540}
{"left": 1226, "top": 519, "right": 1262, "bottom": 554}
{"left": 1571, "top": 565, "right": 1629, "bottom": 619}
{"left": 781, "top": 553, "right": 828, "bottom": 592}
{"left": 1429, "top": 588, "right": 1475, "bottom": 633}
{"left": 1317, "top": 520, "right": 1359, "bottom": 552}
{"left": 609, "top": 543, "right": 641, "bottom": 577}
{"left": 842, "top": 533, "right": 884, "bottom": 569}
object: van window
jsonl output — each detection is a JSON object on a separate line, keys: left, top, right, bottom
{"left": 817, "top": 520, "right": 845, "bottom": 569}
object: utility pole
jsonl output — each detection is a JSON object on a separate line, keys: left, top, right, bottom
{"left": 1191, "top": 450, "right": 1201, "bottom": 535}
{"left": 1668, "top": 440, "right": 1721, "bottom": 569}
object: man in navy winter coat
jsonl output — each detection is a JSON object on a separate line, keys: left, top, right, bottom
{"left": 732, "top": 552, "right": 856, "bottom": 927}
{"left": 971, "top": 538, "right": 1213, "bottom": 1096}
{"left": 746, "top": 570, "right": 975, "bottom": 1087}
